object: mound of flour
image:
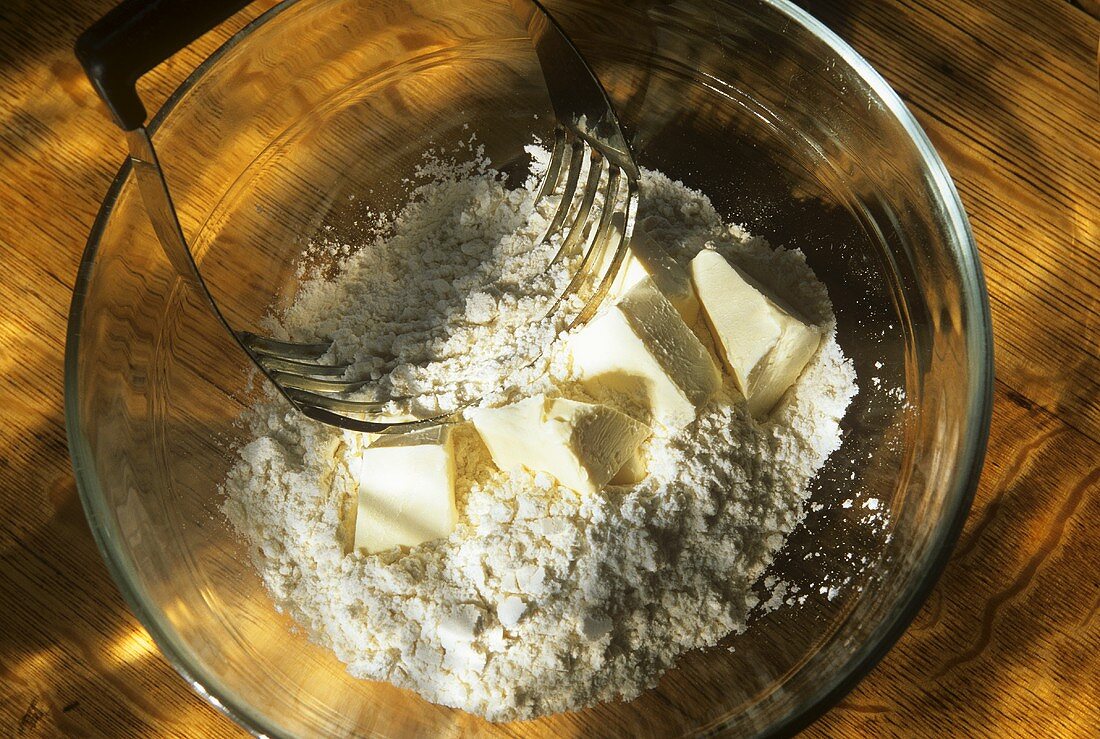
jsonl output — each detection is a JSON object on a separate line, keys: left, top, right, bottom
{"left": 274, "top": 147, "right": 584, "bottom": 418}
{"left": 223, "top": 151, "right": 857, "bottom": 721}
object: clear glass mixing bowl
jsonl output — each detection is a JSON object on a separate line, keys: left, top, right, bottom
{"left": 65, "top": 0, "right": 992, "bottom": 735}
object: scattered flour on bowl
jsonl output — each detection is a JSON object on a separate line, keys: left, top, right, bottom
{"left": 274, "top": 146, "right": 585, "bottom": 419}
{"left": 222, "top": 148, "right": 857, "bottom": 721}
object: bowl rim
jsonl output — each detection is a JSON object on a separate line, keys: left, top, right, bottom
{"left": 64, "top": 0, "right": 993, "bottom": 736}
{"left": 754, "top": 5, "right": 992, "bottom": 734}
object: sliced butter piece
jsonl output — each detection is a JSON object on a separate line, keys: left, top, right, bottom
{"left": 608, "top": 229, "right": 699, "bottom": 324}
{"left": 608, "top": 451, "right": 647, "bottom": 486}
{"left": 469, "top": 395, "right": 650, "bottom": 495}
{"left": 690, "top": 250, "right": 822, "bottom": 418}
{"left": 570, "top": 277, "right": 721, "bottom": 433}
{"left": 354, "top": 425, "right": 457, "bottom": 554}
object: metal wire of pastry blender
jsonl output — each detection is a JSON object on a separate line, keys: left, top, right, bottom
{"left": 79, "top": 0, "right": 639, "bottom": 433}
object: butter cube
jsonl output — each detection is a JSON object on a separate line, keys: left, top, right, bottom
{"left": 354, "top": 425, "right": 457, "bottom": 554}
{"left": 570, "top": 277, "right": 721, "bottom": 433}
{"left": 608, "top": 229, "right": 699, "bottom": 323}
{"left": 469, "top": 395, "right": 650, "bottom": 495}
{"left": 690, "top": 250, "right": 822, "bottom": 418}
{"left": 608, "top": 451, "right": 646, "bottom": 486}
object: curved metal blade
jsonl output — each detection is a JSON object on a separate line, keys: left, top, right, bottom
{"left": 511, "top": 0, "right": 639, "bottom": 180}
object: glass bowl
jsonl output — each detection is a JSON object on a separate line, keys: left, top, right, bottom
{"left": 65, "top": 0, "right": 992, "bottom": 735}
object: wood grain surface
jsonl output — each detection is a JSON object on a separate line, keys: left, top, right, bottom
{"left": 0, "top": 0, "right": 1096, "bottom": 736}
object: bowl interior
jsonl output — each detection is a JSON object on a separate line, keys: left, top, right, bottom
{"left": 67, "top": 0, "right": 987, "bottom": 735}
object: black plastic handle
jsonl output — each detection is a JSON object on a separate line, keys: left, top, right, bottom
{"left": 76, "top": 0, "right": 254, "bottom": 130}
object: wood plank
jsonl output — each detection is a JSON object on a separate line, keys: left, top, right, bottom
{"left": 796, "top": 0, "right": 1100, "bottom": 441}
{"left": 806, "top": 380, "right": 1100, "bottom": 737}
{"left": 0, "top": 0, "right": 275, "bottom": 735}
{"left": 0, "top": 0, "right": 1096, "bottom": 736}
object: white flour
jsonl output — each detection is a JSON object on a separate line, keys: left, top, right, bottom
{"left": 275, "top": 146, "right": 584, "bottom": 418}
{"left": 223, "top": 149, "right": 857, "bottom": 721}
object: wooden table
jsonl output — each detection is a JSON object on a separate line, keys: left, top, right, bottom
{"left": 1, "top": 0, "right": 1095, "bottom": 735}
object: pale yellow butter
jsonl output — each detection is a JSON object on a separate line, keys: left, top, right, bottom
{"left": 570, "top": 277, "right": 721, "bottom": 433}
{"left": 354, "top": 425, "right": 457, "bottom": 554}
{"left": 690, "top": 250, "right": 822, "bottom": 418}
{"left": 608, "top": 229, "right": 699, "bottom": 324}
{"left": 469, "top": 395, "right": 650, "bottom": 495}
